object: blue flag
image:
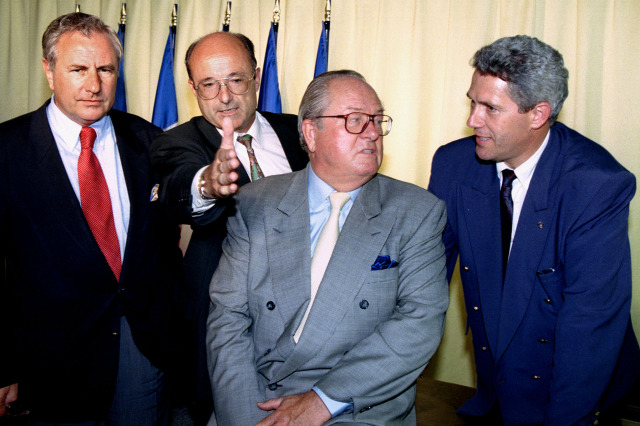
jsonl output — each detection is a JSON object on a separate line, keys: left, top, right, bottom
{"left": 113, "top": 23, "right": 127, "bottom": 112}
{"left": 152, "top": 27, "right": 178, "bottom": 130}
{"left": 257, "top": 23, "right": 282, "bottom": 113}
{"left": 314, "top": 21, "right": 330, "bottom": 77}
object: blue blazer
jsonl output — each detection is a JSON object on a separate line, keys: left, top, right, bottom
{"left": 428, "top": 122, "right": 640, "bottom": 425}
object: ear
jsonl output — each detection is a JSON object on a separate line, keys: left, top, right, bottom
{"left": 302, "top": 119, "right": 316, "bottom": 153}
{"left": 530, "top": 102, "right": 551, "bottom": 130}
{"left": 254, "top": 67, "right": 261, "bottom": 91}
{"left": 42, "top": 58, "right": 55, "bottom": 91}
{"left": 188, "top": 80, "right": 198, "bottom": 97}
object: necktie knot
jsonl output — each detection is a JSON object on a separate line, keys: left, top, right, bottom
{"left": 237, "top": 134, "right": 265, "bottom": 180}
{"left": 80, "top": 126, "right": 97, "bottom": 151}
{"left": 237, "top": 134, "right": 253, "bottom": 148}
{"left": 501, "top": 169, "right": 516, "bottom": 190}
{"left": 329, "top": 191, "right": 351, "bottom": 212}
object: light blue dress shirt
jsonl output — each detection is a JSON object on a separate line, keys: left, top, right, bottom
{"left": 307, "top": 165, "right": 360, "bottom": 417}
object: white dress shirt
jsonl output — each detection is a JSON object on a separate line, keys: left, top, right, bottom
{"left": 46, "top": 96, "right": 129, "bottom": 260}
{"left": 497, "top": 130, "right": 550, "bottom": 254}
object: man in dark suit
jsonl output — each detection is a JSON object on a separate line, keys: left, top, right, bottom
{"left": 207, "top": 70, "right": 449, "bottom": 425}
{"left": 0, "top": 12, "right": 183, "bottom": 425}
{"left": 150, "top": 31, "right": 308, "bottom": 422}
{"left": 428, "top": 35, "right": 640, "bottom": 425}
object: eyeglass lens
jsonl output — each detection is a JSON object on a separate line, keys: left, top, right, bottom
{"left": 197, "top": 75, "right": 252, "bottom": 99}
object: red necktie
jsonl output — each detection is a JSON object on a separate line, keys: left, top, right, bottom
{"left": 78, "top": 126, "right": 122, "bottom": 280}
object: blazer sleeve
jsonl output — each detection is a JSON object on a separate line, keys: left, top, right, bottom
{"left": 150, "top": 127, "right": 227, "bottom": 226}
{"left": 428, "top": 146, "right": 460, "bottom": 282}
{"left": 315, "top": 198, "right": 449, "bottom": 416}
{"left": 544, "top": 170, "right": 636, "bottom": 424}
{"left": 206, "top": 204, "right": 267, "bottom": 425}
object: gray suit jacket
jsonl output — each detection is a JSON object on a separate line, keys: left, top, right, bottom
{"left": 207, "top": 166, "right": 449, "bottom": 425}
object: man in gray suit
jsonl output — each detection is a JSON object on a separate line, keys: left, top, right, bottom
{"left": 206, "top": 70, "right": 449, "bottom": 425}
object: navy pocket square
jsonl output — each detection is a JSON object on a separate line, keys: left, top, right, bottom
{"left": 371, "top": 255, "right": 399, "bottom": 270}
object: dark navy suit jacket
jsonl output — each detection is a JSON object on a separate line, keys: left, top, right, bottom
{"left": 429, "top": 122, "right": 640, "bottom": 425}
{"left": 0, "top": 101, "right": 184, "bottom": 422}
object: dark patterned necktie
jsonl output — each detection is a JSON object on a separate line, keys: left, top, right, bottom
{"left": 237, "top": 134, "right": 264, "bottom": 181}
{"left": 78, "top": 126, "right": 122, "bottom": 280}
{"left": 500, "top": 169, "right": 517, "bottom": 275}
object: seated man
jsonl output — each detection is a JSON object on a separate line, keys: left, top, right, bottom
{"left": 206, "top": 70, "right": 449, "bottom": 425}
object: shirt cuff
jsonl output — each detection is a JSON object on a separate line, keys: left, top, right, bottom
{"left": 191, "top": 165, "right": 216, "bottom": 215}
{"left": 312, "top": 386, "right": 352, "bottom": 418}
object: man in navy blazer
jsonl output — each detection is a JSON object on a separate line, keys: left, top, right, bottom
{"left": 0, "top": 13, "right": 183, "bottom": 424}
{"left": 429, "top": 35, "right": 640, "bottom": 425}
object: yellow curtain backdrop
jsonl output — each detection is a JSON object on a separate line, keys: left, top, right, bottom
{"left": 1, "top": 0, "right": 639, "bottom": 389}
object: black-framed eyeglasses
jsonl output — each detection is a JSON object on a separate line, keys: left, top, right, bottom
{"left": 195, "top": 74, "right": 255, "bottom": 100}
{"left": 315, "top": 112, "right": 393, "bottom": 136}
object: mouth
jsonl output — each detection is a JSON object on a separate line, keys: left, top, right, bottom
{"left": 360, "top": 148, "right": 376, "bottom": 155}
{"left": 218, "top": 107, "right": 239, "bottom": 115}
{"left": 475, "top": 135, "right": 491, "bottom": 143}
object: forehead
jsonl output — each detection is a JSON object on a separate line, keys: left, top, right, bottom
{"left": 326, "top": 78, "right": 383, "bottom": 112}
{"left": 468, "top": 70, "right": 513, "bottom": 102}
{"left": 55, "top": 31, "right": 117, "bottom": 61}
{"left": 190, "top": 35, "right": 252, "bottom": 78}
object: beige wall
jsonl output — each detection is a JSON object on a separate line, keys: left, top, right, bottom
{"left": 2, "top": 0, "right": 640, "bottom": 389}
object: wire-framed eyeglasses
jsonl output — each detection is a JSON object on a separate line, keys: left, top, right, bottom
{"left": 315, "top": 112, "right": 393, "bottom": 136}
{"left": 195, "top": 74, "right": 255, "bottom": 100}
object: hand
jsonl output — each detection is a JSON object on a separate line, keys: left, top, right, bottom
{"left": 201, "top": 117, "right": 241, "bottom": 198}
{"left": 0, "top": 383, "right": 18, "bottom": 417}
{"left": 256, "top": 390, "right": 331, "bottom": 426}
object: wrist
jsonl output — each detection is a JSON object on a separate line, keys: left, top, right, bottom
{"left": 198, "top": 167, "right": 217, "bottom": 200}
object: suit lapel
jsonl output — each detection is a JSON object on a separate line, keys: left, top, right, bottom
{"left": 29, "top": 103, "right": 113, "bottom": 275}
{"left": 269, "top": 175, "right": 395, "bottom": 384}
{"left": 461, "top": 163, "right": 503, "bottom": 350}
{"left": 262, "top": 112, "right": 309, "bottom": 172}
{"left": 495, "top": 132, "right": 561, "bottom": 361}
{"left": 111, "top": 114, "right": 149, "bottom": 277}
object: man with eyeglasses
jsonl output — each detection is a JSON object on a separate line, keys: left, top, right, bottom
{"left": 149, "top": 31, "right": 307, "bottom": 423}
{"left": 206, "top": 70, "right": 449, "bottom": 425}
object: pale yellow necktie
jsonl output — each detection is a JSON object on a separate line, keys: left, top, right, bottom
{"left": 294, "top": 192, "right": 350, "bottom": 343}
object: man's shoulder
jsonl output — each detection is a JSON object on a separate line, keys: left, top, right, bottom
{"left": 550, "top": 123, "right": 633, "bottom": 186}
{"left": 0, "top": 103, "right": 47, "bottom": 135}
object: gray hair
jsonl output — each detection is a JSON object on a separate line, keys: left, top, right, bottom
{"left": 185, "top": 32, "right": 257, "bottom": 82}
{"left": 472, "top": 35, "right": 569, "bottom": 125}
{"left": 297, "top": 70, "right": 368, "bottom": 150}
{"left": 42, "top": 12, "right": 122, "bottom": 71}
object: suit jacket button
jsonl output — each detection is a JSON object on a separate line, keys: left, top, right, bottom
{"left": 266, "top": 301, "right": 275, "bottom": 310}
{"left": 359, "top": 300, "right": 369, "bottom": 309}
{"left": 112, "top": 332, "right": 119, "bottom": 336}
{"left": 481, "top": 346, "right": 487, "bottom": 351}
{"left": 532, "top": 375, "right": 541, "bottom": 380}
{"left": 544, "top": 298, "right": 552, "bottom": 304}
{"left": 473, "top": 306, "right": 479, "bottom": 311}
{"left": 268, "top": 383, "right": 278, "bottom": 391}
{"left": 538, "top": 338, "right": 548, "bottom": 343}
{"left": 463, "top": 266, "right": 470, "bottom": 271}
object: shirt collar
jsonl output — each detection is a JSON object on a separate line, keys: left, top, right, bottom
{"left": 307, "top": 164, "right": 361, "bottom": 213}
{"left": 215, "top": 111, "right": 263, "bottom": 148}
{"left": 496, "top": 129, "right": 551, "bottom": 187}
{"left": 46, "top": 95, "right": 112, "bottom": 151}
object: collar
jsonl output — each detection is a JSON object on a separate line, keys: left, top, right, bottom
{"left": 497, "top": 129, "right": 550, "bottom": 188}
{"left": 46, "top": 94, "right": 112, "bottom": 151}
{"left": 307, "top": 164, "right": 361, "bottom": 213}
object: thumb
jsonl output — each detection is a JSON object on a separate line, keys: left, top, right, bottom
{"left": 257, "top": 397, "right": 282, "bottom": 411}
{"left": 220, "top": 116, "right": 235, "bottom": 150}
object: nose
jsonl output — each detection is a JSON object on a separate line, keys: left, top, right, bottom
{"left": 218, "top": 84, "right": 232, "bottom": 103}
{"left": 467, "top": 105, "right": 482, "bottom": 129}
{"left": 84, "top": 68, "right": 101, "bottom": 94}
{"left": 361, "top": 117, "right": 379, "bottom": 140}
